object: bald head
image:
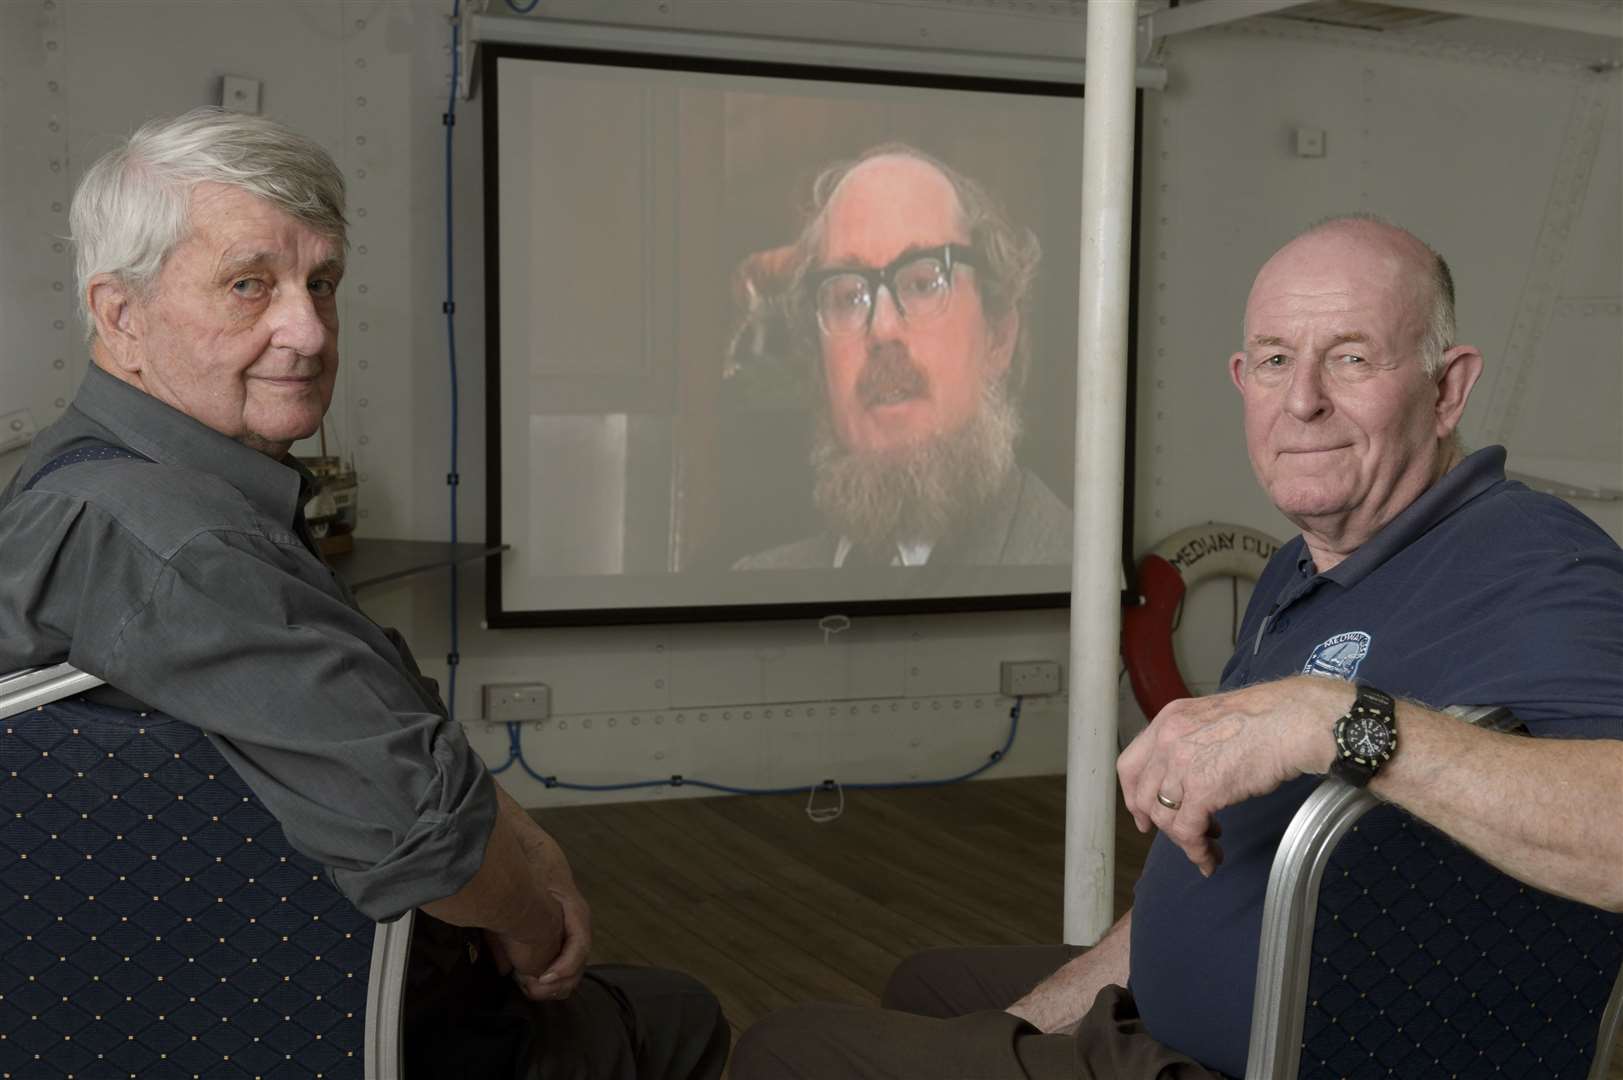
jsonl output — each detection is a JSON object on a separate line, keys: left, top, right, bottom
{"left": 1250, "top": 216, "right": 1455, "bottom": 376}
{"left": 820, "top": 154, "right": 964, "bottom": 262}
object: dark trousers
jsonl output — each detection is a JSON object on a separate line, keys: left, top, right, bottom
{"left": 730, "top": 944, "right": 1221, "bottom": 1080}
{"left": 404, "top": 916, "right": 729, "bottom": 1079}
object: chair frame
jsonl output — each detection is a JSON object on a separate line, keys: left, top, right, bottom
{"left": 1245, "top": 705, "right": 1623, "bottom": 1080}
{"left": 0, "top": 662, "right": 414, "bottom": 1080}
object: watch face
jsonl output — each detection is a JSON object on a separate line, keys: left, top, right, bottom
{"left": 1344, "top": 714, "right": 1393, "bottom": 760}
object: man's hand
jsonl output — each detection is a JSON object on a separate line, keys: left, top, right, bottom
{"left": 492, "top": 792, "right": 594, "bottom": 1001}
{"left": 1118, "top": 676, "right": 1351, "bottom": 876}
{"left": 485, "top": 879, "right": 592, "bottom": 1001}
{"left": 1007, "top": 911, "right": 1132, "bottom": 1032}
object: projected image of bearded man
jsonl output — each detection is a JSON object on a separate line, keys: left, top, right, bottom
{"left": 737, "top": 144, "right": 1072, "bottom": 569}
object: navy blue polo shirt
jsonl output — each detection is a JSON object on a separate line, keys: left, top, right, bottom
{"left": 1129, "top": 446, "right": 1623, "bottom": 1078}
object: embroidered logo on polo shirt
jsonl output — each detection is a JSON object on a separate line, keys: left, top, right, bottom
{"left": 1303, "top": 631, "right": 1371, "bottom": 680}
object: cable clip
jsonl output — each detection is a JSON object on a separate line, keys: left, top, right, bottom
{"left": 805, "top": 778, "right": 844, "bottom": 823}
{"left": 670, "top": 774, "right": 685, "bottom": 787}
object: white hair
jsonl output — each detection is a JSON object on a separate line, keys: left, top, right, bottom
{"left": 71, "top": 107, "right": 347, "bottom": 341}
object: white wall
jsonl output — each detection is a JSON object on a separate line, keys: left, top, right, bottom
{"left": 1131, "top": 16, "right": 1623, "bottom": 721}
{"left": 2, "top": 1, "right": 1617, "bottom": 808}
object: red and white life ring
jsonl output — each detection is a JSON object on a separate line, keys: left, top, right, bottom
{"left": 1121, "top": 522, "right": 1282, "bottom": 719}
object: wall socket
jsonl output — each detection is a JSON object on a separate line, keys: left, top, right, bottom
{"left": 483, "top": 682, "right": 551, "bottom": 723}
{"left": 999, "top": 660, "right": 1062, "bottom": 697}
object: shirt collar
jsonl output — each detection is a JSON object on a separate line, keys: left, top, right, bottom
{"left": 1306, "top": 445, "right": 1509, "bottom": 587}
{"left": 73, "top": 365, "right": 313, "bottom": 528}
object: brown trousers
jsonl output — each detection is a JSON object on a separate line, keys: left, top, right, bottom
{"left": 730, "top": 944, "right": 1223, "bottom": 1080}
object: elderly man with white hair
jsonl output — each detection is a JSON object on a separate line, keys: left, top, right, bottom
{"left": 0, "top": 108, "right": 728, "bottom": 1080}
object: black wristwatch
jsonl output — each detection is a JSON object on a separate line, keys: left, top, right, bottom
{"left": 1330, "top": 684, "right": 1398, "bottom": 787}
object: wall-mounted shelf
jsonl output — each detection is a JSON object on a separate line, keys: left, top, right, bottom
{"left": 328, "top": 539, "right": 506, "bottom": 593}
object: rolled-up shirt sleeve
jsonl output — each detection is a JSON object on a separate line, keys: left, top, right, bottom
{"left": 327, "top": 734, "right": 496, "bottom": 920}
{"left": 89, "top": 523, "right": 497, "bottom": 922}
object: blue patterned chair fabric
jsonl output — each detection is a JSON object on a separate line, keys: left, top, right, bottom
{"left": 0, "top": 683, "right": 382, "bottom": 1079}
{"left": 1298, "top": 806, "right": 1623, "bottom": 1079}
{"left": 1246, "top": 708, "right": 1623, "bottom": 1080}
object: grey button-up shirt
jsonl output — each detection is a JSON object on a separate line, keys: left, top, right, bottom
{"left": 0, "top": 366, "right": 494, "bottom": 920}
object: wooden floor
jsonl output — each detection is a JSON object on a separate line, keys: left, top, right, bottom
{"left": 531, "top": 775, "right": 1623, "bottom": 1076}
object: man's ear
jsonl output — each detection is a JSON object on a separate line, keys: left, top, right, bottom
{"left": 1433, "top": 343, "right": 1484, "bottom": 439}
{"left": 86, "top": 274, "right": 143, "bottom": 373}
{"left": 986, "top": 308, "right": 1019, "bottom": 377}
{"left": 1228, "top": 352, "right": 1248, "bottom": 394}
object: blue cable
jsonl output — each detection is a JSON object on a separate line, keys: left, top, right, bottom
{"left": 443, "top": 0, "right": 463, "bottom": 724}
{"left": 504, "top": 698, "right": 1023, "bottom": 795}
{"left": 505, "top": 0, "right": 542, "bottom": 12}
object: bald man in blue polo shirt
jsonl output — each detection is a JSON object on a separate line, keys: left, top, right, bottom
{"left": 731, "top": 215, "right": 1623, "bottom": 1080}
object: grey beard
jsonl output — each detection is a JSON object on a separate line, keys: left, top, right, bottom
{"left": 811, "top": 381, "right": 1020, "bottom": 551}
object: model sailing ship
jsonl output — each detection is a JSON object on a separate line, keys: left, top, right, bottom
{"left": 298, "top": 423, "right": 358, "bottom": 557}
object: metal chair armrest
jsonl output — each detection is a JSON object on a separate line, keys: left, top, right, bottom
{"left": 364, "top": 908, "right": 417, "bottom": 1080}
{"left": 1243, "top": 702, "right": 1525, "bottom": 1080}
{"left": 1592, "top": 964, "right": 1623, "bottom": 1080}
{"left": 1244, "top": 775, "right": 1378, "bottom": 1080}
{"left": 1442, "top": 703, "right": 1523, "bottom": 733}
{"left": 0, "top": 662, "right": 104, "bottom": 720}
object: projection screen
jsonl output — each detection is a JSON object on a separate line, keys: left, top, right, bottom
{"left": 483, "top": 43, "right": 1122, "bottom": 626}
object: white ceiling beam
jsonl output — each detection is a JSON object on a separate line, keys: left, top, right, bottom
{"left": 1375, "top": 0, "right": 1623, "bottom": 39}
{"left": 1142, "top": 0, "right": 1319, "bottom": 38}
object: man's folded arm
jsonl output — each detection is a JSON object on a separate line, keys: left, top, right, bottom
{"left": 421, "top": 786, "right": 589, "bottom": 997}
{"left": 1129, "top": 676, "right": 1623, "bottom": 914}
{"left": 1369, "top": 704, "right": 1623, "bottom": 913}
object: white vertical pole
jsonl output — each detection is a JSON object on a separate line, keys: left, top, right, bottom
{"left": 1065, "top": 0, "right": 1138, "bottom": 945}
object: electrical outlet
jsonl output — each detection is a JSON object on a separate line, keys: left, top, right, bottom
{"left": 999, "top": 660, "right": 1062, "bottom": 697}
{"left": 483, "top": 682, "right": 550, "bottom": 723}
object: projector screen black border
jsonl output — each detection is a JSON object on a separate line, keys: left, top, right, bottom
{"left": 480, "top": 40, "right": 1142, "bottom": 628}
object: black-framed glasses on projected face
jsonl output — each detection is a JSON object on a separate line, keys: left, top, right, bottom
{"left": 810, "top": 243, "right": 980, "bottom": 337}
